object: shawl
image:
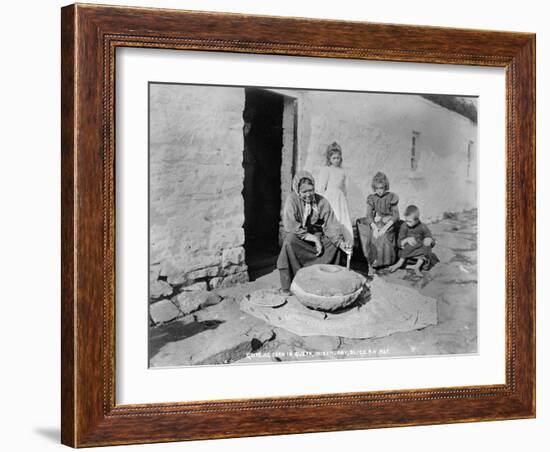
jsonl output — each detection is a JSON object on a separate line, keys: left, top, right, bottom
{"left": 282, "top": 171, "right": 343, "bottom": 246}
{"left": 292, "top": 171, "right": 319, "bottom": 227}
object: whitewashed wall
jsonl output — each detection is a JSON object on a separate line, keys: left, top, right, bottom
{"left": 149, "top": 84, "right": 248, "bottom": 291}
{"left": 149, "top": 85, "right": 477, "bottom": 293}
{"left": 298, "top": 91, "right": 478, "bottom": 223}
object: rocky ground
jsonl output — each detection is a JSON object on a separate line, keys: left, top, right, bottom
{"left": 149, "top": 209, "right": 478, "bottom": 367}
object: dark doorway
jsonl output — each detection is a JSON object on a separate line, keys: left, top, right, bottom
{"left": 242, "top": 88, "right": 285, "bottom": 280}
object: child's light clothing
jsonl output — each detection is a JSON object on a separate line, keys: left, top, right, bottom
{"left": 317, "top": 166, "right": 353, "bottom": 243}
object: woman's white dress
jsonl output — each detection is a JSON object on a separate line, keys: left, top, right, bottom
{"left": 317, "top": 166, "right": 353, "bottom": 243}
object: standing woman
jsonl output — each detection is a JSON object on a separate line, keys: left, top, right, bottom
{"left": 277, "top": 170, "right": 352, "bottom": 293}
{"left": 317, "top": 142, "right": 354, "bottom": 244}
{"left": 356, "top": 172, "right": 400, "bottom": 272}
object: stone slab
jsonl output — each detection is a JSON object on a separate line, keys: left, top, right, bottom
{"left": 456, "top": 250, "right": 478, "bottom": 263}
{"left": 150, "top": 280, "right": 173, "bottom": 301}
{"left": 438, "top": 284, "right": 478, "bottom": 324}
{"left": 222, "top": 246, "right": 245, "bottom": 268}
{"left": 434, "top": 245, "right": 456, "bottom": 264}
{"left": 430, "top": 262, "right": 477, "bottom": 283}
{"left": 209, "top": 271, "right": 249, "bottom": 290}
{"left": 175, "top": 291, "right": 222, "bottom": 315}
{"left": 213, "top": 269, "right": 279, "bottom": 299}
{"left": 181, "top": 281, "right": 208, "bottom": 292}
{"left": 240, "top": 276, "right": 437, "bottom": 339}
{"left": 187, "top": 266, "right": 220, "bottom": 280}
{"left": 149, "top": 299, "right": 181, "bottom": 324}
{"left": 149, "top": 263, "right": 161, "bottom": 283}
{"left": 432, "top": 233, "right": 475, "bottom": 250}
{"left": 301, "top": 335, "right": 342, "bottom": 351}
{"left": 149, "top": 298, "right": 275, "bottom": 367}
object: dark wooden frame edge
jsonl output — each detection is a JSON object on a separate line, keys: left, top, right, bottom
{"left": 61, "top": 3, "right": 536, "bottom": 447}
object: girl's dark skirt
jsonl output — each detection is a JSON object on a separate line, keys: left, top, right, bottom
{"left": 276, "top": 233, "right": 343, "bottom": 291}
{"left": 356, "top": 218, "right": 397, "bottom": 268}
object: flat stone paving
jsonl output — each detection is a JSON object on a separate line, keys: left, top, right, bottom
{"left": 149, "top": 209, "right": 478, "bottom": 366}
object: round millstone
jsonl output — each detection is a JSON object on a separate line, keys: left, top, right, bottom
{"left": 290, "top": 264, "right": 367, "bottom": 312}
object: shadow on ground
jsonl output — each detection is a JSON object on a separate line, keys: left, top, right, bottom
{"left": 148, "top": 319, "right": 224, "bottom": 361}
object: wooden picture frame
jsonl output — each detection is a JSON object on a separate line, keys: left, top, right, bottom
{"left": 61, "top": 3, "right": 535, "bottom": 447}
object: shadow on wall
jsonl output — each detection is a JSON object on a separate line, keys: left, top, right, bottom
{"left": 420, "top": 94, "right": 478, "bottom": 123}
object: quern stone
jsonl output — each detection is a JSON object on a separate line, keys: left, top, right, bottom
{"left": 291, "top": 264, "right": 367, "bottom": 312}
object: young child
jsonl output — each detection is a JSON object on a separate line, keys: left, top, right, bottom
{"left": 356, "top": 172, "right": 399, "bottom": 272}
{"left": 389, "top": 205, "right": 439, "bottom": 276}
{"left": 317, "top": 142, "right": 353, "bottom": 243}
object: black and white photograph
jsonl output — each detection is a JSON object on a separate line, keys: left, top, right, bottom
{"left": 148, "top": 83, "right": 478, "bottom": 367}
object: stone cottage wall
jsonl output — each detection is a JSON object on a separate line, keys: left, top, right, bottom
{"left": 278, "top": 95, "right": 298, "bottom": 244}
{"left": 296, "top": 91, "right": 478, "bottom": 223}
{"left": 149, "top": 84, "right": 248, "bottom": 302}
{"left": 148, "top": 85, "right": 478, "bottom": 309}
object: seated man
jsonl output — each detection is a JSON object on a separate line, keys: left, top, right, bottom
{"left": 277, "top": 170, "right": 352, "bottom": 293}
{"left": 389, "top": 204, "right": 439, "bottom": 276}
